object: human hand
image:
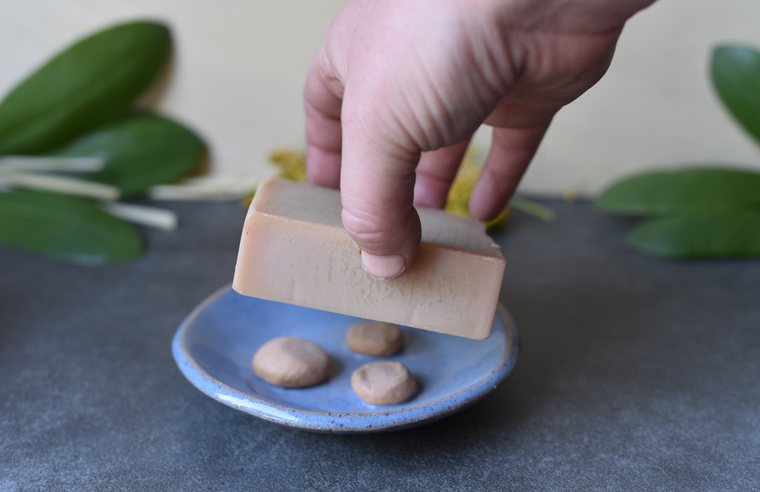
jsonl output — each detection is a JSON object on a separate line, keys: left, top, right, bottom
{"left": 304, "top": 0, "right": 655, "bottom": 279}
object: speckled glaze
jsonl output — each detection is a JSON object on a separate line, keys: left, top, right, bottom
{"left": 172, "top": 285, "right": 520, "bottom": 433}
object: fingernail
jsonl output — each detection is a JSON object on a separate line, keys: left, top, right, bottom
{"left": 360, "top": 252, "right": 406, "bottom": 280}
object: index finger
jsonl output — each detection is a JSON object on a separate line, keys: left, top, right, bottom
{"left": 339, "top": 91, "right": 422, "bottom": 280}
{"left": 304, "top": 54, "right": 344, "bottom": 188}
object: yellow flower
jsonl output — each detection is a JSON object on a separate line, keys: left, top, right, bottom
{"left": 444, "top": 148, "right": 508, "bottom": 230}
{"left": 269, "top": 148, "right": 307, "bottom": 182}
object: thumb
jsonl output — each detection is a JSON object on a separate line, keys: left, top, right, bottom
{"left": 339, "top": 88, "right": 422, "bottom": 281}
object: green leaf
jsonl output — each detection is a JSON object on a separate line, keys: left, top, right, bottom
{"left": 711, "top": 45, "right": 760, "bottom": 144}
{"left": 595, "top": 167, "right": 760, "bottom": 215}
{"left": 0, "top": 21, "right": 171, "bottom": 155}
{"left": 0, "top": 190, "right": 142, "bottom": 264}
{"left": 49, "top": 114, "right": 206, "bottom": 197}
{"left": 627, "top": 210, "right": 760, "bottom": 259}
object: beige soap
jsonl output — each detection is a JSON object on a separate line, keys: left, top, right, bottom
{"left": 347, "top": 321, "right": 404, "bottom": 356}
{"left": 351, "top": 361, "right": 418, "bottom": 406}
{"left": 253, "top": 336, "right": 330, "bottom": 388}
{"left": 232, "top": 178, "right": 506, "bottom": 340}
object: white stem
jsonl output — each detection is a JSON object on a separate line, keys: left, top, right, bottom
{"left": 0, "top": 156, "right": 105, "bottom": 172}
{"left": 148, "top": 175, "right": 263, "bottom": 201}
{"left": 0, "top": 172, "right": 119, "bottom": 200}
{"left": 100, "top": 202, "right": 178, "bottom": 231}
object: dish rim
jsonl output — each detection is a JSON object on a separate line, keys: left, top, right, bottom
{"left": 172, "top": 284, "right": 520, "bottom": 433}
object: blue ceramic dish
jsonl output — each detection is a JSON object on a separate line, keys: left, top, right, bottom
{"left": 172, "top": 285, "right": 519, "bottom": 433}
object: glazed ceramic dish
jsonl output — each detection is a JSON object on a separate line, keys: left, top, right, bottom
{"left": 172, "top": 285, "right": 519, "bottom": 433}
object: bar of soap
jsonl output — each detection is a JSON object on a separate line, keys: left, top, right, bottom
{"left": 233, "top": 178, "right": 506, "bottom": 340}
{"left": 346, "top": 321, "right": 403, "bottom": 356}
{"left": 252, "top": 336, "right": 330, "bottom": 388}
{"left": 351, "top": 361, "right": 418, "bottom": 406}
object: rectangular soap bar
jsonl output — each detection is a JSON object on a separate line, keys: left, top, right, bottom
{"left": 232, "top": 178, "right": 506, "bottom": 340}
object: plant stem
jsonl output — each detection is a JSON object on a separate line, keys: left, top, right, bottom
{"left": 0, "top": 172, "right": 119, "bottom": 200}
{"left": 100, "top": 202, "right": 178, "bottom": 231}
{"left": 509, "top": 195, "right": 556, "bottom": 223}
{"left": 0, "top": 156, "right": 105, "bottom": 172}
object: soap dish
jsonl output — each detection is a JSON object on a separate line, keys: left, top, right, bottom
{"left": 172, "top": 285, "right": 519, "bottom": 433}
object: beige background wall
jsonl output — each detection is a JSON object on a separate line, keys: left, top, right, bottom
{"left": 1, "top": 0, "right": 759, "bottom": 196}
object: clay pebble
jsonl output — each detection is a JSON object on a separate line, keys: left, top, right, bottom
{"left": 253, "top": 336, "right": 330, "bottom": 388}
{"left": 346, "top": 321, "right": 403, "bottom": 356}
{"left": 351, "top": 361, "right": 418, "bottom": 405}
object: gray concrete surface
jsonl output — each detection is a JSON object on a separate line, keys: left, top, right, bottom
{"left": 1, "top": 200, "right": 759, "bottom": 491}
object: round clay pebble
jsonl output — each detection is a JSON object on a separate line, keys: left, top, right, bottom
{"left": 346, "top": 321, "right": 403, "bottom": 356}
{"left": 253, "top": 336, "right": 330, "bottom": 388}
{"left": 351, "top": 361, "right": 418, "bottom": 405}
